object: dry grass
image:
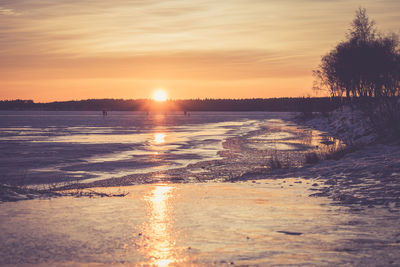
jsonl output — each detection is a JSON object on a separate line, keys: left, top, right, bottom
{"left": 0, "top": 182, "right": 129, "bottom": 202}
{"left": 304, "top": 152, "right": 320, "bottom": 164}
{"left": 304, "top": 143, "right": 362, "bottom": 165}
{"left": 268, "top": 155, "right": 282, "bottom": 169}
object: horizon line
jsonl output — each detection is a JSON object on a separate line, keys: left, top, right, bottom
{"left": 1, "top": 96, "right": 335, "bottom": 103}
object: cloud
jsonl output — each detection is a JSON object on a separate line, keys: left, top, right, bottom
{"left": 0, "top": 7, "right": 20, "bottom": 16}
{"left": 1, "top": 0, "right": 399, "bottom": 57}
{"left": 0, "top": 50, "right": 312, "bottom": 81}
{"left": 0, "top": 0, "right": 399, "bottom": 100}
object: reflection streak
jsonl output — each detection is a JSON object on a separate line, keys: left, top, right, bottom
{"left": 143, "top": 184, "right": 175, "bottom": 266}
{"left": 154, "top": 133, "right": 166, "bottom": 144}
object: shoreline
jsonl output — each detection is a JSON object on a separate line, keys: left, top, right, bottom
{"left": 4, "top": 178, "right": 399, "bottom": 266}
{"left": 1, "top": 109, "right": 399, "bottom": 209}
{"left": 263, "top": 109, "right": 400, "bottom": 209}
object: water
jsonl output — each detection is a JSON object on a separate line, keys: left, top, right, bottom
{"left": 0, "top": 111, "right": 398, "bottom": 266}
{"left": 0, "top": 180, "right": 399, "bottom": 266}
{"left": 0, "top": 111, "right": 337, "bottom": 186}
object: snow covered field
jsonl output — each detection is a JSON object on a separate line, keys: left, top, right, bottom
{"left": 1, "top": 179, "right": 399, "bottom": 266}
{"left": 0, "top": 109, "right": 399, "bottom": 266}
{"left": 1, "top": 109, "right": 398, "bottom": 207}
{"left": 288, "top": 108, "right": 400, "bottom": 209}
{"left": 0, "top": 111, "right": 287, "bottom": 185}
{"left": 0, "top": 111, "right": 337, "bottom": 188}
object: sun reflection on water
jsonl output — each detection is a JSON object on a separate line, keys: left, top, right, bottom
{"left": 142, "top": 184, "right": 176, "bottom": 266}
{"left": 154, "top": 133, "right": 166, "bottom": 144}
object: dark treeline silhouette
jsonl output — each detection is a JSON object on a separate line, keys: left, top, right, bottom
{"left": 0, "top": 97, "right": 344, "bottom": 112}
{"left": 314, "top": 8, "right": 399, "bottom": 100}
{"left": 175, "top": 98, "right": 342, "bottom": 112}
{"left": 314, "top": 8, "right": 400, "bottom": 138}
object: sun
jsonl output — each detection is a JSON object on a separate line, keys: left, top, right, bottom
{"left": 153, "top": 89, "right": 167, "bottom": 102}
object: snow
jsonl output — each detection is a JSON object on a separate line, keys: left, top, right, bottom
{"left": 1, "top": 109, "right": 398, "bottom": 209}
{"left": 0, "top": 111, "right": 292, "bottom": 186}
{"left": 0, "top": 109, "right": 399, "bottom": 265}
{"left": 1, "top": 180, "right": 399, "bottom": 266}
{"left": 276, "top": 106, "right": 400, "bottom": 208}
{"left": 301, "top": 106, "right": 377, "bottom": 145}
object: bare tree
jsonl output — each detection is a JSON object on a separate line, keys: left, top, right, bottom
{"left": 314, "top": 8, "right": 399, "bottom": 100}
{"left": 314, "top": 7, "right": 400, "bottom": 139}
{"left": 348, "top": 7, "right": 376, "bottom": 43}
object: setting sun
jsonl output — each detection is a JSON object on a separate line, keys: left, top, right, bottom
{"left": 153, "top": 90, "right": 167, "bottom": 102}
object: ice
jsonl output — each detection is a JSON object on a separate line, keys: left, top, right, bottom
{"left": 0, "top": 111, "right": 296, "bottom": 185}
{"left": 248, "top": 131, "right": 294, "bottom": 140}
{"left": 3, "top": 111, "right": 348, "bottom": 186}
{"left": 0, "top": 179, "right": 399, "bottom": 266}
{"left": 1, "top": 110, "right": 399, "bottom": 266}
{"left": 302, "top": 106, "right": 377, "bottom": 145}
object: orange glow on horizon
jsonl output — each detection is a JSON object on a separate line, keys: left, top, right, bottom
{"left": 0, "top": 1, "right": 398, "bottom": 100}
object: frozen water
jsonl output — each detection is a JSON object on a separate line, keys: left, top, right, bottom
{"left": 0, "top": 111, "right": 343, "bottom": 186}
{"left": 0, "top": 179, "right": 399, "bottom": 266}
{"left": 1, "top": 111, "right": 399, "bottom": 266}
{"left": 0, "top": 111, "right": 286, "bottom": 185}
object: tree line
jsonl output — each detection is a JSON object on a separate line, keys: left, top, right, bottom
{"left": 314, "top": 8, "right": 400, "bottom": 138}
{"left": 0, "top": 97, "right": 344, "bottom": 112}
{"left": 314, "top": 8, "right": 399, "bottom": 100}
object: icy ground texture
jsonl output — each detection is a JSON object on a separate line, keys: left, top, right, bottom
{"left": 0, "top": 111, "right": 338, "bottom": 188}
{"left": 64, "top": 118, "right": 341, "bottom": 188}
{"left": 1, "top": 180, "right": 399, "bottom": 266}
{"left": 302, "top": 106, "right": 377, "bottom": 145}
{"left": 277, "top": 107, "right": 400, "bottom": 209}
{"left": 0, "top": 111, "right": 282, "bottom": 185}
{"left": 268, "top": 144, "right": 400, "bottom": 209}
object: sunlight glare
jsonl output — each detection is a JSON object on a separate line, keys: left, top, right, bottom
{"left": 154, "top": 133, "right": 166, "bottom": 144}
{"left": 143, "top": 184, "right": 176, "bottom": 266}
{"left": 153, "top": 89, "right": 167, "bottom": 102}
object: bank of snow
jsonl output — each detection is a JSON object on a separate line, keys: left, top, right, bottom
{"left": 285, "top": 107, "right": 400, "bottom": 209}
{"left": 300, "top": 106, "right": 377, "bottom": 145}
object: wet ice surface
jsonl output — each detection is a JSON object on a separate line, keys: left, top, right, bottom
{"left": 1, "top": 179, "right": 399, "bottom": 266}
{"left": 1, "top": 111, "right": 399, "bottom": 266}
{"left": 0, "top": 111, "right": 337, "bottom": 186}
{"left": 272, "top": 143, "right": 400, "bottom": 209}
{"left": 0, "top": 111, "right": 273, "bottom": 185}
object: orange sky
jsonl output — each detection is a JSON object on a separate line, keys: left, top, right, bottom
{"left": 0, "top": 0, "right": 399, "bottom": 101}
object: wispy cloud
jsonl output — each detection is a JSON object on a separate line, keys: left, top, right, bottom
{"left": 1, "top": 0, "right": 399, "bottom": 56}
{"left": 0, "top": 0, "right": 399, "bottom": 100}
{"left": 0, "top": 7, "right": 20, "bottom": 16}
{"left": 0, "top": 50, "right": 312, "bottom": 81}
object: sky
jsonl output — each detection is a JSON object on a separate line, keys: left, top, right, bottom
{"left": 0, "top": 0, "right": 399, "bottom": 101}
